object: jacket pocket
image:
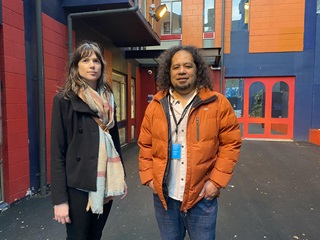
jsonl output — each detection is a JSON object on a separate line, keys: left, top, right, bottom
{"left": 196, "top": 117, "right": 200, "bottom": 141}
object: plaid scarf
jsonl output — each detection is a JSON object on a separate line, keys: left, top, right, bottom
{"left": 78, "top": 86, "right": 125, "bottom": 214}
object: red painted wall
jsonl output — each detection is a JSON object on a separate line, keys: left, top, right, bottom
{"left": 42, "top": 14, "right": 68, "bottom": 184}
{"left": 0, "top": 5, "right": 68, "bottom": 203}
{"left": 136, "top": 68, "right": 157, "bottom": 134}
{"left": 1, "top": 0, "right": 29, "bottom": 203}
{"left": 209, "top": 69, "right": 221, "bottom": 93}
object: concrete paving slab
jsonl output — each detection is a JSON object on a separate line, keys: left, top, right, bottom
{"left": 217, "top": 141, "right": 320, "bottom": 240}
{"left": 0, "top": 141, "right": 319, "bottom": 240}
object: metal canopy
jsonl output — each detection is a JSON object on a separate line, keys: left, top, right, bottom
{"left": 62, "top": 0, "right": 160, "bottom": 47}
{"left": 125, "top": 48, "right": 221, "bottom": 67}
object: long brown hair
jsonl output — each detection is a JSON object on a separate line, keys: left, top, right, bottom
{"left": 60, "top": 40, "right": 112, "bottom": 98}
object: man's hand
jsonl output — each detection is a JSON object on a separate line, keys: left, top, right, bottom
{"left": 199, "top": 180, "right": 220, "bottom": 200}
{"left": 148, "top": 180, "right": 157, "bottom": 194}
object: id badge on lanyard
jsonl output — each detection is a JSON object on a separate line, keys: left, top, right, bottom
{"left": 171, "top": 142, "right": 182, "bottom": 160}
{"left": 169, "top": 94, "right": 194, "bottom": 161}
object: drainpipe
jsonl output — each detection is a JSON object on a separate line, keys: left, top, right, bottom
{"left": 35, "top": 0, "right": 47, "bottom": 195}
{"left": 220, "top": 0, "right": 226, "bottom": 94}
{"left": 67, "top": 0, "right": 139, "bottom": 55}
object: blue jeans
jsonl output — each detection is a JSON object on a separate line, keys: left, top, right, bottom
{"left": 153, "top": 194, "right": 218, "bottom": 240}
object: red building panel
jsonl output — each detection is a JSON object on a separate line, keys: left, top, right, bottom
{"left": 3, "top": 39, "right": 25, "bottom": 60}
{"left": 2, "top": 24, "right": 24, "bottom": 45}
{"left": 1, "top": 0, "right": 23, "bottom": 15}
{"left": 6, "top": 132, "right": 29, "bottom": 152}
{"left": 6, "top": 118, "right": 28, "bottom": 135}
{"left": 8, "top": 175, "right": 29, "bottom": 202}
{"left": 2, "top": 88, "right": 27, "bottom": 104}
{"left": 1, "top": 6, "right": 24, "bottom": 30}
{"left": 7, "top": 148, "right": 29, "bottom": 166}
{"left": 41, "top": 14, "right": 68, "bottom": 193}
{"left": 3, "top": 57, "right": 26, "bottom": 75}
{"left": 1, "top": 72, "right": 25, "bottom": 89}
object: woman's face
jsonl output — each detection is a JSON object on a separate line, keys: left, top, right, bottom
{"left": 78, "top": 52, "right": 102, "bottom": 89}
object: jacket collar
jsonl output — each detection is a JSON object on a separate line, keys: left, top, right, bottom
{"left": 153, "top": 87, "right": 218, "bottom": 103}
{"left": 70, "top": 95, "right": 97, "bottom": 115}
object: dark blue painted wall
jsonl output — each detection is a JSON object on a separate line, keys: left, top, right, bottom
{"left": 42, "top": 0, "right": 67, "bottom": 25}
{"left": 0, "top": 0, "right": 2, "bottom": 24}
{"left": 312, "top": 14, "right": 320, "bottom": 128}
{"left": 304, "top": 0, "right": 317, "bottom": 50}
{"left": 225, "top": 1, "right": 318, "bottom": 141}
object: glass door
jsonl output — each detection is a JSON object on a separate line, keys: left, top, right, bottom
{"left": 225, "top": 77, "right": 295, "bottom": 140}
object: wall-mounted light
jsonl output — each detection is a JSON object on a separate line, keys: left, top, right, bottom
{"left": 244, "top": 2, "right": 249, "bottom": 24}
{"left": 149, "top": 4, "right": 168, "bottom": 22}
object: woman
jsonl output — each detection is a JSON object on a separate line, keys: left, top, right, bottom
{"left": 50, "top": 40, "right": 127, "bottom": 240}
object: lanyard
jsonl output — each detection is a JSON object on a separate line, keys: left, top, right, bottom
{"left": 169, "top": 95, "right": 195, "bottom": 142}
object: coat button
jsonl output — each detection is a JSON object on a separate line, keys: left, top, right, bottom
{"left": 76, "top": 157, "right": 81, "bottom": 162}
{"left": 79, "top": 128, "right": 83, "bottom": 133}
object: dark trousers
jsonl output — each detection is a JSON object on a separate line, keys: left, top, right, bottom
{"left": 66, "top": 188, "right": 113, "bottom": 240}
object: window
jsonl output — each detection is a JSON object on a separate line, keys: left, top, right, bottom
{"left": 232, "top": 0, "right": 249, "bottom": 31}
{"left": 225, "top": 79, "right": 244, "bottom": 118}
{"left": 130, "top": 78, "right": 135, "bottom": 119}
{"left": 161, "top": 0, "right": 182, "bottom": 34}
{"left": 112, "top": 72, "right": 127, "bottom": 145}
{"left": 130, "top": 78, "right": 136, "bottom": 141}
{"left": 249, "top": 82, "right": 265, "bottom": 118}
{"left": 317, "top": 0, "right": 320, "bottom": 14}
{"left": 204, "top": 0, "right": 214, "bottom": 32}
{"left": 272, "top": 81, "right": 289, "bottom": 118}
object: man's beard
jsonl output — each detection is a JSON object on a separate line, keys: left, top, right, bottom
{"left": 173, "top": 83, "right": 191, "bottom": 92}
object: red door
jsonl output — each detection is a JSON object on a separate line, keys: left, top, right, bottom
{"left": 225, "top": 77, "right": 295, "bottom": 140}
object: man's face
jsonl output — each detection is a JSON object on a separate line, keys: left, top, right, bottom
{"left": 170, "top": 50, "right": 197, "bottom": 95}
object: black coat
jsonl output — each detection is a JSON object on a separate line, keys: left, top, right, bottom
{"left": 50, "top": 93, "right": 124, "bottom": 205}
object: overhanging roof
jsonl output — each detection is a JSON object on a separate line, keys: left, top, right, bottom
{"left": 125, "top": 48, "right": 221, "bottom": 68}
{"left": 62, "top": 0, "right": 160, "bottom": 47}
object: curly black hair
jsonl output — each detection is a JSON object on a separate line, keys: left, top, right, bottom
{"left": 156, "top": 45, "right": 213, "bottom": 92}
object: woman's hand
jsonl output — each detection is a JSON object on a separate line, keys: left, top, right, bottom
{"left": 120, "top": 181, "right": 128, "bottom": 199}
{"left": 54, "top": 202, "right": 71, "bottom": 224}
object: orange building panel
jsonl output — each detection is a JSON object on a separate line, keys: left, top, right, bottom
{"left": 249, "top": 0, "right": 305, "bottom": 53}
{"left": 309, "top": 129, "right": 320, "bottom": 146}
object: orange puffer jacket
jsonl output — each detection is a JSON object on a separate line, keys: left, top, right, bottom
{"left": 138, "top": 88, "right": 242, "bottom": 211}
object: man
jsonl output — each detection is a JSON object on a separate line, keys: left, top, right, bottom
{"left": 138, "top": 45, "right": 242, "bottom": 240}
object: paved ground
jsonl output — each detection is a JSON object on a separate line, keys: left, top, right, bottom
{"left": 0, "top": 140, "right": 320, "bottom": 240}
